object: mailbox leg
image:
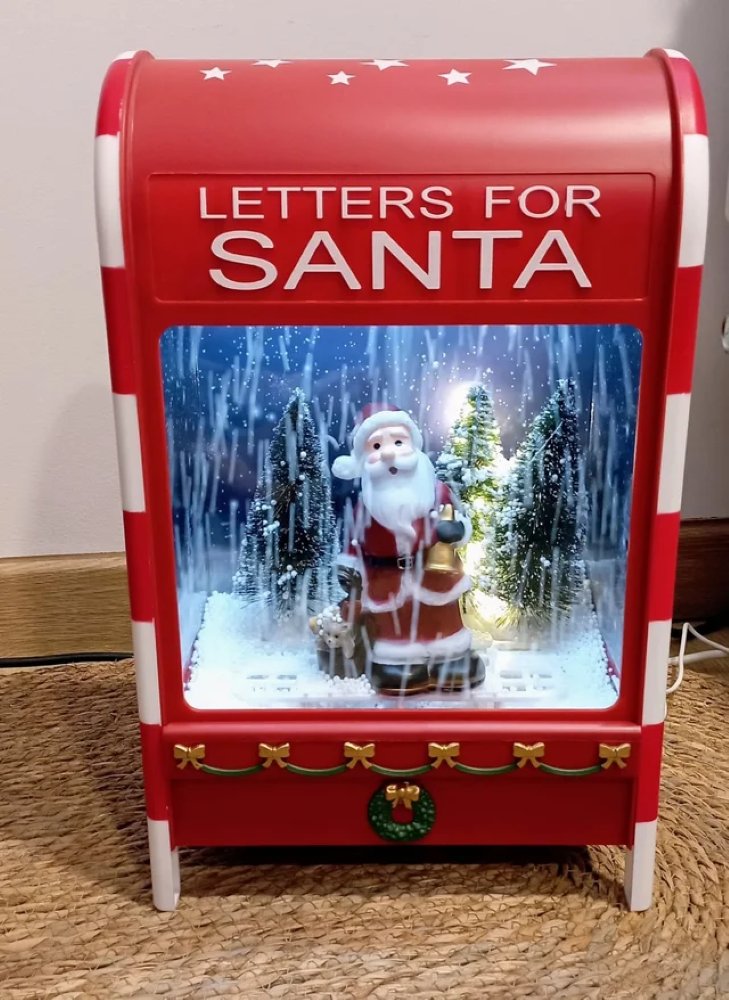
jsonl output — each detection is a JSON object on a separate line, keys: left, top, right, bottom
{"left": 147, "top": 818, "right": 181, "bottom": 911}
{"left": 623, "top": 819, "right": 657, "bottom": 911}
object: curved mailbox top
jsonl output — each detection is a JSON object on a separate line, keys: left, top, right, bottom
{"left": 96, "top": 51, "right": 707, "bottom": 317}
{"left": 97, "top": 50, "right": 705, "bottom": 316}
{"left": 104, "top": 53, "right": 703, "bottom": 175}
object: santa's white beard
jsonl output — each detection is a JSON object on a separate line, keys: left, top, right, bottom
{"left": 361, "top": 450, "right": 437, "bottom": 553}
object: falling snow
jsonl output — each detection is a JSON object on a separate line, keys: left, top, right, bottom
{"left": 160, "top": 322, "right": 641, "bottom": 710}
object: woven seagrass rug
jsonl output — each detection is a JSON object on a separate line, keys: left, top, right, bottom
{"left": 0, "top": 654, "right": 727, "bottom": 999}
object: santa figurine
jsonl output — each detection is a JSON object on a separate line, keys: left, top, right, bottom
{"left": 332, "top": 403, "right": 485, "bottom": 695}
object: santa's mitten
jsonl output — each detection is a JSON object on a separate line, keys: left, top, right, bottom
{"left": 337, "top": 564, "right": 362, "bottom": 596}
{"left": 436, "top": 519, "right": 466, "bottom": 544}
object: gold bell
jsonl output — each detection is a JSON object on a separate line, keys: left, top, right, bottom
{"left": 425, "top": 504, "right": 463, "bottom": 574}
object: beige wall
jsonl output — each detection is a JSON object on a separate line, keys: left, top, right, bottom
{"left": 1, "top": 0, "right": 728, "bottom": 557}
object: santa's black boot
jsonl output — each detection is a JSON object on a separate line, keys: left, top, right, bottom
{"left": 370, "top": 661, "right": 430, "bottom": 696}
{"left": 429, "top": 651, "right": 486, "bottom": 692}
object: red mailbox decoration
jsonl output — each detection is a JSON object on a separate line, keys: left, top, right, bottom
{"left": 96, "top": 53, "right": 708, "bottom": 911}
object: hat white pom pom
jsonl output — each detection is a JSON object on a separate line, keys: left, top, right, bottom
{"left": 332, "top": 455, "right": 360, "bottom": 480}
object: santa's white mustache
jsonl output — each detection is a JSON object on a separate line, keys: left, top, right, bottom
{"left": 365, "top": 450, "right": 419, "bottom": 480}
{"left": 361, "top": 450, "right": 437, "bottom": 551}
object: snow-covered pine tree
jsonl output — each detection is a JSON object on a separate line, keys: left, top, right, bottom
{"left": 234, "top": 389, "right": 336, "bottom": 617}
{"left": 435, "top": 385, "right": 504, "bottom": 595}
{"left": 494, "top": 378, "right": 587, "bottom": 625}
{"left": 435, "top": 385, "right": 503, "bottom": 542}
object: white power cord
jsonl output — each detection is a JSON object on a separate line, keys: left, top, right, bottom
{"left": 666, "top": 622, "right": 729, "bottom": 695}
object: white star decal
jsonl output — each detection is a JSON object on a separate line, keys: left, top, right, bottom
{"left": 439, "top": 69, "right": 471, "bottom": 86}
{"left": 329, "top": 71, "right": 354, "bottom": 85}
{"left": 503, "top": 59, "right": 556, "bottom": 76}
{"left": 200, "top": 67, "right": 230, "bottom": 81}
{"left": 253, "top": 60, "right": 291, "bottom": 68}
{"left": 362, "top": 59, "right": 408, "bottom": 70}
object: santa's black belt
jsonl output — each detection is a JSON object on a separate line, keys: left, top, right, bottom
{"left": 362, "top": 554, "right": 416, "bottom": 570}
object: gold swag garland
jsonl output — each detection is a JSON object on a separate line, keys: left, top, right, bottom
{"left": 172, "top": 740, "right": 631, "bottom": 778}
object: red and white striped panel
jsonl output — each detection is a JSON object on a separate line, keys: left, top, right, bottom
{"left": 95, "top": 51, "right": 179, "bottom": 911}
{"left": 627, "top": 48, "right": 709, "bottom": 911}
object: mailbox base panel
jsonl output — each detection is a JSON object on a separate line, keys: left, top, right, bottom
{"left": 169, "top": 778, "right": 634, "bottom": 847}
{"left": 154, "top": 774, "right": 648, "bottom": 910}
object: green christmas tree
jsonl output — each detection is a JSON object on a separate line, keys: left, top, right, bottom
{"left": 435, "top": 386, "right": 503, "bottom": 540}
{"left": 435, "top": 385, "right": 504, "bottom": 592}
{"left": 494, "top": 378, "right": 587, "bottom": 625}
{"left": 234, "top": 389, "right": 336, "bottom": 617}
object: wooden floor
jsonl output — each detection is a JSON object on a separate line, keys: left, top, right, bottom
{"left": 0, "top": 552, "right": 131, "bottom": 659}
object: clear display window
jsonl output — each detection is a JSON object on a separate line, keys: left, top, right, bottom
{"left": 161, "top": 323, "right": 640, "bottom": 711}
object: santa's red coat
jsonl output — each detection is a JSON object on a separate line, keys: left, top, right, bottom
{"left": 339, "top": 481, "right": 471, "bottom": 663}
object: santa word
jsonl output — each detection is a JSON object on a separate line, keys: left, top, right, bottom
{"left": 208, "top": 227, "right": 591, "bottom": 291}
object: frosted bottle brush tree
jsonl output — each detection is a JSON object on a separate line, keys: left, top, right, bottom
{"left": 435, "top": 385, "right": 503, "bottom": 585}
{"left": 494, "top": 378, "right": 587, "bottom": 624}
{"left": 235, "top": 389, "right": 336, "bottom": 616}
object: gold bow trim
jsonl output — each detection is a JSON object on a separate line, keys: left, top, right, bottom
{"left": 599, "top": 743, "right": 632, "bottom": 770}
{"left": 428, "top": 742, "right": 461, "bottom": 768}
{"left": 173, "top": 741, "right": 630, "bottom": 777}
{"left": 513, "top": 742, "right": 545, "bottom": 768}
{"left": 344, "top": 742, "right": 375, "bottom": 769}
{"left": 385, "top": 783, "right": 421, "bottom": 810}
{"left": 259, "top": 743, "right": 290, "bottom": 769}
{"left": 173, "top": 744, "right": 206, "bottom": 770}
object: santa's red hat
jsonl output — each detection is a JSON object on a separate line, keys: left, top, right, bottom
{"left": 331, "top": 403, "right": 422, "bottom": 480}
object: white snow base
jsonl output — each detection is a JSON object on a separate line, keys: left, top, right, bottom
{"left": 186, "top": 593, "right": 617, "bottom": 711}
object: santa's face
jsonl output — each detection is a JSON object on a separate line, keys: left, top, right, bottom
{"left": 363, "top": 424, "right": 417, "bottom": 479}
{"left": 361, "top": 423, "right": 436, "bottom": 552}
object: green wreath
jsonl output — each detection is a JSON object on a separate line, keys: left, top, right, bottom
{"left": 368, "top": 782, "right": 436, "bottom": 842}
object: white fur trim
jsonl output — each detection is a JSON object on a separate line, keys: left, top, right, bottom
{"left": 352, "top": 409, "right": 422, "bottom": 458}
{"left": 361, "top": 577, "right": 409, "bottom": 613}
{"left": 372, "top": 628, "right": 472, "bottom": 663}
{"left": 361, "top": 571, "right": 470, "bottom": 612}
{"left": 332, "top": 454, "right": 361, "bottom": 480}
{"left": 679, "top": 134, "right": 709, "bottom": 268}
{"left": 410, "top": 574, "right": 471, "bottom": 606}
{"left": 336, "top": 552, "right": 359, "bottom": 570}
